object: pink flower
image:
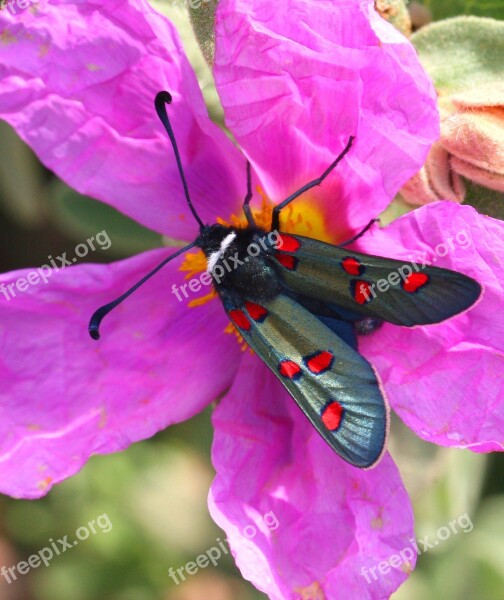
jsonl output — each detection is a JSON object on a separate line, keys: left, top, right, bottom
{"left": 355, "top": 202, "right": 504, "bottom": 452}
{"left": 3, "top": 1, "right": 499, "bottom": 598}
{"left": 208, "top": 201, "right": 504, "bottom": 599}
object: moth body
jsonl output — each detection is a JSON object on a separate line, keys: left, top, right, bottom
{"left": 89, "top": 93, "right": 483, "bottom": 469}
{"left": 197, "top": 224, "right": 283, "bottom": 304}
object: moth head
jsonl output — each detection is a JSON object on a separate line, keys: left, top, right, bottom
{"left": 196, "top": 224, "right": 235, "bottom": 257}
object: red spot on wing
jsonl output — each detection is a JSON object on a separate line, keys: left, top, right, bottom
{"left": 278, "top": 360, "right": 301, "bottom": 380}
{"left": 245, "top": 301, "right": 268, "bottom": 322}
{"left": 277, "top": 234, "right": 301, "bottom": 253}
{"left": 305, "top": 351, "right": 334, "bottom": 374}
{"left": 229, "top": 309, "right": 251, "bottom": 331}
{"left": 321, "top": 401, "right": 344, "bottom": 431}
{"left": 342, "top": 256, "right": 363, "bottom": 276}
{"left": 352, "top": 280, "right": 373, "bottom": 304}
{"left": 402, "top": 272, "right": 430, "bottom": 293}
{"left": 275, "top": 253, "right": 298, "bottom": 270}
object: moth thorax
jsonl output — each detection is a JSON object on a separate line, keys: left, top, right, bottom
{"left": 198, "top": 225, "right": 282, "bottom": 302}
{"left": 206, "top": 231, "right": 237, "bottom": 273}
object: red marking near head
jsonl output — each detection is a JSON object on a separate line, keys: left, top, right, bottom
{"left": 402, "top": 272, "right": 430, "bottom": 293}
{"left": 229, "top": 309, "right": 251, "bottom": 331}
{"left": 353, "top": 280, "right": 373, "bottom": 304}
{"left": 342, "top": 257, "right": 363, "bottom": 276}
{"left": 275, "top": 253, "right": 298, "bottom": 270}
{"left": 277, "top": 234, "right": 301, "bottom": 253}
{"left": 245, "top": 302, "right": 268, "bottom": 322}
{"left": 278, "top": 360, "right": 301, "bottom": 379}
{"left": 305, "top": 351, "right": 334, "bottom": 374}
{"left": 321, "top": 401, "right": 344, "bottom": 431}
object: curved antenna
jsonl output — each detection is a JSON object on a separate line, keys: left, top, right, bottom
{"left": 155, "top": 91, "right": 204, "bottom": 228}
{"left": 89, "top": 241, "right": 197, "bottom": 340}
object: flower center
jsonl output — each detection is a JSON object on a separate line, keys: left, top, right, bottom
{"left": 179, "top": 189, "right": 332, "bottom": 346}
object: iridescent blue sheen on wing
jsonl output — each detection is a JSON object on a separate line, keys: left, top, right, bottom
{"left": 223, "top": 292, "right": 389, "bottom": 468}
{"left": 273, "top": 233, "right": 482, "bottom": 326}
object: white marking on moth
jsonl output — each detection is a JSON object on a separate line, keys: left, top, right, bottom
{"left": 207, "top": 231, "right": 237, "bottom": 273}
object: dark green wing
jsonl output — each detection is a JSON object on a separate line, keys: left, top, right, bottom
{"left": 272, "top": 233, "right": 481, "bottom": 327}
{"left": 223, "top": 293, "right": 389, "bottom": 468}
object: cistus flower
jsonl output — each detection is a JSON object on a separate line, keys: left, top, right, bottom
{"left": 1, "top": 1, "right": 503, "bottom": 598}
{"left": 400, "top": 16, "right": 504, "bottom": 205}
{"left": 399, "top": 85, "right": 504, "bottom": 205}
{"left": 441, "top": 83, "right": 504, "bottom": 193}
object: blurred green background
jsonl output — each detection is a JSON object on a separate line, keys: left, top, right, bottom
{"left": 1, "top": 1, "right": 503, "bottom": 599}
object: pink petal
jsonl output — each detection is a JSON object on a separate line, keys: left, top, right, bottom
{"left": 0, "top": 249, "right": 240, "bottom": 498}
{"left": 355, "top": 202, "right": 504, "bottom": 451}
{"left": 0, "top": 1, "right": 244, "bottom": 240}
{"left": 209, "top": 354, "right": 415, "bottom": 599}
{"left": 214, "top": 0, "right": 439, "bottom": 238}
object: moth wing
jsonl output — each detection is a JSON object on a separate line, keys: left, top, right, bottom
{"left": 223, "top": 293, "right": 389, "bottom": 468}
{"left": 272, "top": 233, "right": 481, "bottom": 326}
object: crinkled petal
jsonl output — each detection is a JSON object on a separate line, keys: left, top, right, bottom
{"left": 214, "top": 0, "right": 438, "bottom": 238}
{"left": 0, "top": 250, "right": 240, "bottom": 498}
{"left": 0, "top": 0, "right": 244, "bottom": 239}
{"left": 209, "top": 354, "right": 415, "bottom": 599}
{"left": 355, "top": 202, "right": 504, "bottom": 451}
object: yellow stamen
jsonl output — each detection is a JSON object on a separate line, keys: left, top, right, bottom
{"left": 224, "top": 322, "right": 250, "bottom": 352}
{"left": 188, "top": 290, "right": 217, "bottom": 307}
{"left": 180, "top": 250, "right": 207, "bottom": 280}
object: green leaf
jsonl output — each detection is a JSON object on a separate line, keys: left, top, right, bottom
{"left": 380, "top": 195, "right": 415, "bottom": 225}
{"left": 412, "top": 16, "right": 504, "bottom": 94}
{"left": 187, "top": 0, "right": 218, "bottom": 67}
{"left": 0, "top": 121, "right": 46, "bottom": 227}
{"left": 463, "top": 180, "right": 504, "bottom": 220}
{"left": 418, "top": 0, "right": 504, "bottom": 22}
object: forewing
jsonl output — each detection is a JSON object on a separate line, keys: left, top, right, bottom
{"left": 273, "top": 233, "right": 482, "bottom": 326}
{"left": 223, "top": 293, "right": 389, "bottom": 468}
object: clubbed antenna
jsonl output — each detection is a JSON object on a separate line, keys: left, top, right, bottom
{"left": 155, "top": 91, "right": 204, "bottom": 228}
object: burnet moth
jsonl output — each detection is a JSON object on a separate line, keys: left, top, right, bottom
{"left": 89, "top": 91, "right": 482, "bottom": 469}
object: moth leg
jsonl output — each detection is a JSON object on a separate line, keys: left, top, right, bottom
{"left": 338, "top": 218, "right": 380, "bottom": 247}
{"left": 271, "top": 136, "right": 354, "bottom": 231}
{"left": 355, "top": 316, "right": 383, "bottom": 336}
{"left": 242, "top": 160, "right": 256, "bottom": 227}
